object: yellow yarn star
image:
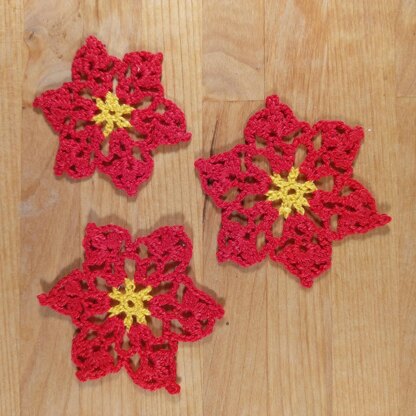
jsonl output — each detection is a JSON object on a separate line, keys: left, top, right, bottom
{"left": 108, "top": 278, "right": 153, "bottom": 330}
{"left": 266, "top": 167, "right": 317, "bottom": 219}
{"left": 93, "top": 92, "right": 134, "bottom": 136}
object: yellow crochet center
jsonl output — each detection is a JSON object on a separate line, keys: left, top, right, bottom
{"left": 93, "top": 92, "right": 134, "bottom": 137}
{"left": 266, "top": 167, "right": 317, "bottom": 219}
{"left": 108, "top": 278, "right": 152, "bottom": 330}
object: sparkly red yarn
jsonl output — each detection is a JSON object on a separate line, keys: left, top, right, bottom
{"left": 38, "top": 224, "right": 223, "bottom": 394}
{"left": 33, "top": 36, "right": 191, "bottom": 196}
{"left": 195, "top": 95, "right": 391, "bottom": 287}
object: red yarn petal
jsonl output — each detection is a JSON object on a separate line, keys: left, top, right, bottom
{"left": 217, "top": 201, "right": 278, "bottom": 266}
{"left": 71, "top": 36, "right": 123, "bottom": 98}
{"left": 300, "top": 120, "right": 364, "bottom": 181}
{"left": 130, "top": 97, "right": 191, "bottom": 149}
{"left": 95, "top": 129, "right": 154, "bottom": 196}
{"left": 309, "top": 178, "right": 391, "bottom": 240}
{"left": 149, "top": 274, "right": 224, "bottom": 342}
{"left": 33, "top": 81, "right": 97, "bottom": 134}
{"left": 131, "top": 226, "right": 193, "bottom": 287}
{"left": 127, "top": 325, "right": 179, "bottom": 394}
{"left": 271, "top": 214, "right": 332, "bottom": 287}
{"left": 72, "top": 318, "right": 125, "bottom": 382}
{"left": 117, "top": 51, "right": 164, "bottom": 106}
{"left": 195, "top": 144, "right": 271, "bottom": 210}
{"left": 82, "top": 223, "right": 132, "bottom": 287}
{"left": 244, "top": 95, "right": 311, "bottom": 158}
{"left": 54, "top": 124, "right": 101, "bottom": 178}
{"left": 38, "top": 269, "right": 110, "bottom": 325}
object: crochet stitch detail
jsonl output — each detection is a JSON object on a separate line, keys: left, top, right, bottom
{"left": 38, "top": 223, "right": 224, "bottom": 394}
{"left": 195, "top": 95, "right": 391, "bottom": 287}
{"left": 33, "top": 36, "right": 191, "bottom": 196}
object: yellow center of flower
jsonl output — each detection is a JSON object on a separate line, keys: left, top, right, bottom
{"left": 93, "top": 92, "right": 134, "bottom": 136}
{"left": 108, "top": 278, "right": 152, "bottom": 330}
{"left": 266, "top": 167, "right": 317, "bottom": 219}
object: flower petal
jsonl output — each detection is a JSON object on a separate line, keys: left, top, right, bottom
{"left": 38, "top": 269, "right": 110, "bottom": 325}
{"left": 126, "top": 325, "right": 180, "bottom": 394}
{"left": 244, "top": 95, "right": 311, "bottom": 169}
{"left": 72, "top": 318, "right": 125, "bottom": 382}
{"left": 54, "top": 124, "right": 101, "bottom": 178}
{"left": 117, "top": 51, "right": 164, "bottom": 106}
{"left": 95, "top": 129, "right": 154, "bottom": 196}
{"left": 82, "top": 223, "right": 132, "bottom": 287}
{"left": 195, "top": 144, "right": 271, "bottom": 210}
{"left": 33, "top": 81, "right": 97, "bottom": 134}
{"left": 217, "top": 201, "right": 278, "bottom": 266}
{"left": 130, "top": 97, "right": 191, "bottom": 150}
{"left": 131, "top": 226, "right": 193, "bottom": 286}
{"left": 149, "top": 274, "right": 224, "bottom": 342}
{"left": 71, "top": 36, "right": 123, "bottom": 98}
{"left": 271, "top": 214, "right": 332, "bottom": 287}
{"left": 301, "top": 120, "right": 364, "bottom": 181}
{"left": 309, "top": 178, "right": 391, "bottom": 240}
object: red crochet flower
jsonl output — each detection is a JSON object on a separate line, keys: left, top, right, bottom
{"left": 34, "top": 36, "right": 191, "bottom": 196}
{"left": 195, "top": 96, "right": 391, "bottom": 287}
{"left": 38, "top": 224, "right": 223, "bottom": 394}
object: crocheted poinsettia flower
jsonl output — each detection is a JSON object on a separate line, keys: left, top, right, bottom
{"left": 38, "top": 223, "right": 223, "bottom": 394}
{"left": 34, "top": 36, "right": 191, "bottom": 196}
{"left": 195, "top": 95, "right": 391, "bottom": 287}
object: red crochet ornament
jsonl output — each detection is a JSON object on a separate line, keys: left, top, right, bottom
{"left": 34, "top": 36, "right": 191, "bottom": 196}
{"left": 195, "top": 95, "right": 391, "bottom": 287}
{"left": 38, "top": 223, "right": 223, "bottom": 394}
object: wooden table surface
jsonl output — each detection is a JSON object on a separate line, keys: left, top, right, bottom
{"left": 1, "top": 0, "right": 415, "bottom": 415}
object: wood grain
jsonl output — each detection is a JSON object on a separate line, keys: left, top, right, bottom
{"left": 0, "top": 0, "right": 413, "bottom": 414}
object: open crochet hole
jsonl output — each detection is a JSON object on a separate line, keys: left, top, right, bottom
{"left": 146, "top": 263, "right": 157, "bottom": 278}
{"left": 136, "top": 244, "right": 148, "bottom": 259}
{"left": 163, "top": 261, "right": 181, "bottom": 274}
{"left": 133, "top": 96, "right": 153, "bottom": 110}
{"left": 124, "top": 259, "right": 136, "bottom": 279}
{"left": 315, "top": 176, "right": 334, "bottom": 192}
{"left": 272, "top": 216, "right": 284, "bottom": 238}
{"left": 329, "top": 161, "right": 347, "bottom": 174}
{"left": 155, "top": 104, "right": 166, "bottom": 114}
{"left": 294, "top": 145, "right": 307, "bottom": 167}
{"left": 240, "top": 194, "right": 266, "bottom": 209}
{"left": 274, "top": 238, "right": 295, "bottom": 255}
{"left": 251, "top": 154, "right": 271, "bottom": 174}
{"left": 304, "top": 207, "right": 324, "bottom": 228}
{"left": 282, "top": 128, "right": 304, "bottom": 144}
{"left": 220, "top": 187, "right": 240, "bottom": 203}
{"left": 256, "top": 231, "right": 266, "bottom": 251}
{"left": 100, "top": 136, "right": 110, "bottom": 156}
{"left": 170, "top": 319, "right": 184, "bottom": 335}
{"left": 151, "top": 281, "right": 173, "bottom": 296}
{"left": 132, "top": 147, "right": 144, "bottom": 161}
{"left": 88, "top": 312, "right": 108, "bottom": 324}
{"left": 86, "top": 330, "right": 97, "bottom": 340}
{"left": 254, "top": 213, "right": 265, "bottom": 225}
{"left": 121, "top": 333, "right": 131, "bottom": 351}
{"left": 340, "top": 186, "right": 354, "bottom": 196}
{"left": 229, "top": 211, "right": 248, "bottom": 226}
{"left": 255, "top": 135, "right": 267, "bottom": 148}
{"left": 108, "top": 344, "right": 118, "bottom": 365}
{"left": 273, "top": 145, "right": 284, "bottom": 156}
{"left": 330, "top": 214, "right": 338, "bottom": 232}
{"left": 147, "top": 316, "right": 163, "bottom": 337}
{"left": 176, "top": 284, "right": 186, "bottom": 302}
{"left": 314, "top": 157, "right": 324, "bottom": 168}
{"left": 129, "top": 353, "right": 140, "bottom": 371}
{"left": 311, "top": 133, "right": 322, "bottom": 150}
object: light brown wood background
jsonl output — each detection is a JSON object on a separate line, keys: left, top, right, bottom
{"left": 0, "top": 0, "right": 414, "bottom": 415}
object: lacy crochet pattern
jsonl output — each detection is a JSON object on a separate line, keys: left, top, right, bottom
{"left": 34, "top": 36, "right": 191, "bottom": 196}
{"left": 195, "top": 95, "right": 391, "bottom": 287}
{"left": 38, "top": 224, "right": 223, "bottom": 394}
